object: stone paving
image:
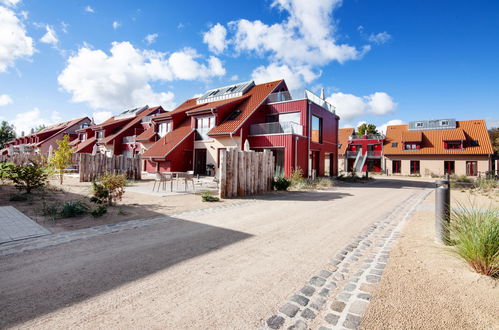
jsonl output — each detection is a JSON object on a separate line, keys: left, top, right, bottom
{"left": 261, "top": 188, "right": 431, "bottom": 330}
{"left": 0, "top": 199, "right": 259, "bottom": 256}
{"left": 0, "top": 206, "right": 50, "bottom": 244}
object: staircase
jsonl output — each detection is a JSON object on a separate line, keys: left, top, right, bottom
{"left": 353, "top": 148, "right": 367, "bottom": 173}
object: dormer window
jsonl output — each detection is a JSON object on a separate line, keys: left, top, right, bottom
{"left": 440, "top": 120, "right": 449, "bottom": 126}
{"left": 415, "top": 122, "right": 424, "bottom": 128}
{"left": 404, "top": 143, "right": 418, "bottom": 150}
{"left": 445, "top": 141, "right": 462, "bottom": 149}
{"left": 96, "top": 131, "right": 105, "bottom": 140}
{"left": 391, "top": 142, "right": 398, "bottom": 147}
{"left": 470, "top": 140, "right": 479, "bottom": 146}
{"left": 158, "top": 121, "right": 172, "bottom": 137}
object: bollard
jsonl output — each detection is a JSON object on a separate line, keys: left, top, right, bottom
{"left": 435, "top": 177, "right": 451, "bottom": 244}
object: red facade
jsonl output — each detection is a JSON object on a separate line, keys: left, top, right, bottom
{"left": 345, "top": 135, "right": 384, "bottom": 172}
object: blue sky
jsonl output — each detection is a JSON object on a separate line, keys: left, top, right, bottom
{"left": 0, "top": 0, "right": 498, "bottom": 135}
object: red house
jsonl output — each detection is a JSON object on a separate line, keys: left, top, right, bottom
{"left": 4, "top": 117, "right": 92, "bottom": 155}
{"left": 74, "top": 106, "right": 165, "bottom": 157}
{"left": 142, "top": 80, "right": 339, "bottom": 177}
{"left": 338, "top": 128, "right": 384, "bottom": 173}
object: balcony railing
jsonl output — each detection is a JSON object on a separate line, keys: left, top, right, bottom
{"left": 141, "top": 116, "right": 152, "bottom": 123}
{"left": 250, "top": 121, "right": 303, "bottom": 136}
{"left": 349, "top": 134, "right": 384, "bottom": 140}
{"left": 195, "top": 127, "right": 211, "bottom": 141}
{"left": 346, "top": 151, "right": 358, "bottom": 158}
{"left": 123, "top": 136, "right": 135, "bottom": 144}
{"left": 266, "top": 91, "right": 293, "bottom": 103}
{"left": 367, "top": 150, "right": 382, "bottom": 157}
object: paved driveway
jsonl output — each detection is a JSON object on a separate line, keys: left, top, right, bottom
{"left": 0, "top": 178, "right": 433, "bottom": 329}
{"left": 0, "top": 206, "right": 50, "bottom": 244}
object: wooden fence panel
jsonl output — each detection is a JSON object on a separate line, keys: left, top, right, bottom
{"left": 219, "top": 149, "right": 275, "bottom": 198}
{"left": 78, "top": 153, "right": 141, "bottom": 182}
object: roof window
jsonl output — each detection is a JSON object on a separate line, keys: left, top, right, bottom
{"left": 470, "top": 140, "right": 479, "bottom": 146}
{"left": 226, "top": 109, "right": 241, "bottom": 121}
{"left": 415, "top": 122, "right": 424, "bottom": 128}
{"left": 391, "top": 142, "right": 398, "bottom": 147}
{"left": 440, "top": 120, "right": 449, "bottom": 126}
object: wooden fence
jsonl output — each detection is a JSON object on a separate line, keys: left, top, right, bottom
{"left": 78, "top": 153, "right": 142, "bottom": 182}
{"left": 219, "top": 149, "right": 275, "bottom": 198}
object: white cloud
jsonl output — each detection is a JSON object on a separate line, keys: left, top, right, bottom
{"left": 40, "top": 24, "right": 58, "bottom": 45}
{"left": 0, "top": 6, "right": 34, "bottom": 72}
{"left": 378, "top": 119, "right": 404, "bottom": 134}
{"left": 84, "top": 6, "right": 94, "bottom": 13}
{"left": 252, "top": 63, "right": 318, "bottom": 91}
{"left": 92, "top": 111, "right": 112, "bottom": 124}
{"left": 61, "top": 21, "right": 69, "bottom": 34}
{"left": 57, "top": 41, "right": 225, "bottom": 110}
{"left": 368, "top": 32, "right": 392, "bottom": 45}
{"left": 0, "top": 93, "right": 12, "bottom": 106}
{"left": 203, "top": 23, "right": 227, "bottom": 54}
{"left": 230, "top": 74, "right": 239, "bottom": 81}
{"left": 485, "top": 118, "right": 499, "bottom": 129}
{"left": 206, "top": 0, "right": 370, "bottom": 91}
{"left": 0, "top": 0, "right": 21, "bottom": 7}
{"left": 112, "top": 21, "right": 120, "bottom": 30}
{"left": 144, "top": 33, "right": 158, "bottom": 45}
{"left": 10, "top": 108, "right": 61, "bottom": 135}
{"left": 327, "top": 91, "right": 397, "bottom": 123}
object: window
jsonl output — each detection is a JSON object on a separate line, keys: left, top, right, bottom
{"left": 466, "top": 161, "right": 477, "bottom": 176}
{"left": 226, "top": 110, "right": 241, "bottom": 121}
{"left": 96, "top": 131, "right": 104, "bottom": 139}
{"left": 311, "top": 115, "right": 322, "bottom": 143}
{"left": 445, "top": 141, "right": 462, "bottom": 149}
{"left": 195, "top": 116, "right": 215, "bottom": 140}
{"left": 470, "top": 140, "right": 479, "bottom": 146}
{"left": 279, "top": 112, "right": 301, "bottom": 124}
{"left": 392, "top": 160, "right": 401, "bottom": 174}
{"left": 391, "top": 142, "right": 398, "bottom": 148}
{"left": 410, "top": 160, "right": 420, "bottom": 174}
{"left": 440, "top": 120, "right": 449, "bottom": 126}
{"left": 158, "top": 122, "right": 172, "bottom": 137}
{"left": 444, "top": 161, "right": 455, "bottom": 174}
{"left": 404, "top": 143, "right": 418, "bottom": 150}
{"left": 416, "top": 122, "right": 424, "bottom": 128}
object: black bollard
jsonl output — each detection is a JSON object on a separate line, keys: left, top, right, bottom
{"left": 435, "top": 176, "right": 450, "bottom": 244}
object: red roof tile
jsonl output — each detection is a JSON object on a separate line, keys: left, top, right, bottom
{"left": 338, "top": 128, "right": 354, "bottom": 155}
{"left": 401, "top": 130, "right": 422, "bottom": 142}
{"left": 136, "top": 126, "right": 156, "bottom": 141}
{"left": 75, "top": 136, "right": 97, "bottom": 153}
{"left": 142, "top": 120, "right": 193, "bottom": 158}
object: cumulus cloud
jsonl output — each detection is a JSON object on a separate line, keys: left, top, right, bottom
{"left": 84, "top": 6, "right": 94, "bottom": 13}
{"left": 92, "top": 111, "right": 113, "bottom": 124}
{"left": 0, "top": 93, "right": 12, "bottom": 106}
{"left": 40, "top": 24, "right": 58, "bottom": 45}
{"left": 57, "top": 41, "right": 225, "bottom": 110}
{"left": 378, "top": 119, "right": 404, "bottom": 134}
{"left": 203, "top": 23, "right": 227, "bottom": 54}
{"left": 0, "top": 0, "right": 21, "bottom": 7}
{"left": 145, "top": 33, "right": 158, "bottom": 45}
{"left": 0, "top": 6, "right": 34, "bottom": 72}
{"left": 368, "top": 32, "right": 392, "bottom": 45}
{"left": 252, "top": 63, "right": 318, "bottom": 91}
{"left": 10, "top": 108, "right": 61, "bottom": 135}
{"left": 112, "top": 21, "right": 120, "bottom": 30}
{"left": 204, "top": 0, "right": 370, "bottom": 91}
{"left": 327, "top": 91, "right": 397, "bottom": 123}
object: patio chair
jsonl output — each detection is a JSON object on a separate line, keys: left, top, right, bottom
{"left": 152, "top": 172, "right": 171, "bottom": 192}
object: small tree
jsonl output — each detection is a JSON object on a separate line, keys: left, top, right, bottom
{"left": 357, "top": 123, "right": 379, "bottom": 136}
{"left": 9, "top": 161, "right": 48, "bottom": 194}
{"left": 91, "top": 173, "right": 126, "bottom": 206}
{"left": 0, "top": 121, "right": 16, "bottom": 149}
{"left": 49, "top": 135, "right": 74, "bottom": 185}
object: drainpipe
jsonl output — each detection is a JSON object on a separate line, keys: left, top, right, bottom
{"left": 295, "top": 136, "right": 298, "bottom": 170}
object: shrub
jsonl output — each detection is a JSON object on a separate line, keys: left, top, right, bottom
{"left": 449, "top": 204, "right": 499, "bottom": 277}
{"left": 41, "top": 202, "right": 60, "bottom": 221}
{"left": 8, "top": 161, "right": 48, "bottom": 193}
{"left": 92, "top": 173, "right": 126, "bottom": 205}
{"left": 0, "top": 162, "right": 14, "bottom": 184}
{"left": 59, "top": 200, "right": 89, "bottom": 218}
{"left": 290, "top": 168, "right": 305, "bottom": 185}
{"left": 273, "top": 177, "right": 291, "bottom": 191}
{"left": 201, "top": 191, "right": 220, "bottom": 202}
{"left": 91, "top": 205, "right": 107, "bottom": 218}
{"left": 474, "top": 177, "right": 497, "bottom": 191}
{"left": 450, "top": 174, "right": 473, "bottom": 183}
{"left": 48, "top": 135, "right": 74, "bottom": 185}
{"left": 9, "top": 193, "right": 28, "bottom": 201}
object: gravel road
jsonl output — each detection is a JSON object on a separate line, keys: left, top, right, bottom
{"left": 0, "top": 178, "right": 433, "bottom": 329}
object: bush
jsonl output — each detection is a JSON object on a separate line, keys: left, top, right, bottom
{"left": 201, "top": 191, "right": 220, "bottom": 202}
{"left": 41, "top": 202, "right": 60, "bottom": 221}
{"left": 273, "top": 177, "right": 291, "bottom": 191}
{"left": 474, "top": 177, "right": 497, "bottom": 191}
{"left": 290, "top": 168, "right": 305, "bottom": 185}
{"left": 92, "top": 173, "right": 126, "bottom": 205}
{"left": 91, "top": 205, "right": 107, "bottom": 218}
{"left": 59, "top": 200, "right": 89, "bottom": 218}
{"left": 0, "top": 162, "right": 14, "bottom": 184}
{"left": 9, "top": 193, "right": 28, "bottom": 201}
{"left": 449, "top": 204, "right": 499, "bottom": 277}
{"left": 450, "top": 174, "right": 473, "bottom": 183}
{"left": 8, "top": 161, "right": 48, "bottom": 193}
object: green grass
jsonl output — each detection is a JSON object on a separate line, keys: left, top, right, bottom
{"left": 449, "top": 203, "right": 499, "bottom": 277}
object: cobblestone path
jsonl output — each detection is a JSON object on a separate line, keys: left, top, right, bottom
{"left": 261, "top": 188, "right": 431, "bottom": 330}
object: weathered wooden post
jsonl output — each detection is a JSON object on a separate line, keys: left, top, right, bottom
{"left": 435, "top": 174, "right": 451, "bottom": 244}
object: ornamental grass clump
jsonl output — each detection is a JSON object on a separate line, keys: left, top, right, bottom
{"left": 449, "top": 203, "right": 499, "bottom": 277}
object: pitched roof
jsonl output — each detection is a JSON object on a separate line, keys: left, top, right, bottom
{"left": 338, "top": 128, "right": 354, "bottom": 155}
{"left": 208, "top": 80, "right": 282, "bottom": 135}
{"left": 401, "top": 130, "right": 422, "bottom": 142}
{"left": 185, "top": 95, "right": 250, "bottom": 115}
{"left": 75, "top": 136, "right": 97, "bottom": 153}
{"left": 384, "top": 120, "right": 493, "bottom": 155}
{"left": 153, "top": 98, "right": 201, "bottom": 120}
{"left": 136, "top": 126, "right": 156, "bottom": 141}
{"left": 37, "top": 117, "right": 87, "bottom": 136}
{"left": 142, "top": 120, "right": 193, "bottom": 158}
{"left": 99, "top": 106, "right": 161, "bottom": 145}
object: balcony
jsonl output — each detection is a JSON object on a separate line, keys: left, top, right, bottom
{"left": 123, "top": 136, "right": 135, "bottom": 144}
{"left": 367, "top": 150, "right": 382, "bottom": 158}
{"left": 266, "top": 91, "right": 293, "bottom": 103}
{"left": 141, "top": 116, "right": 153, "bottom": 123}
{"left": 195, "top": 127, "right": 211, "bottom": 141}
{"left": 346, "top": 151, "right": 358, "bottom": 158}
{"left": 349, "top": 134, "right": 384, "bottom": 140}
{"left": 250, "top": 121, "right": 303, "bottom": 136}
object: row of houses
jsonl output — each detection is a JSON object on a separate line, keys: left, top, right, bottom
{"left": 339, "top": 119, "right": 495, "bottom": 177}
{"left": 3, "top": 78, "right": 496, "bottom": 177}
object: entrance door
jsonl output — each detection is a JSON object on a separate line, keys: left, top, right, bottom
{"left": 194, "top": 149, "right": 207, "bottom": 175}
{"left": 272, "top": 149, "right": 285, "bottom": 177}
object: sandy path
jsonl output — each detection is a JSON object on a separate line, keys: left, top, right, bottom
{"left": 361, "top": 190, "right": 499, "bottom": 330}
{"left": 0, "top": 179, "right": 431, "bottom": 329}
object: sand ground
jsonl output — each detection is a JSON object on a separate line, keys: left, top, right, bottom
{"left": 361, "top": 189, "right": 499, "bottom": 330}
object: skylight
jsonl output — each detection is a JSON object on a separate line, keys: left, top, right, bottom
{"left": 197, "top": 81, "right": 255, "bottom": 104}
{"left": 115, "top": 105, "right": 149, "bottom": 119}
